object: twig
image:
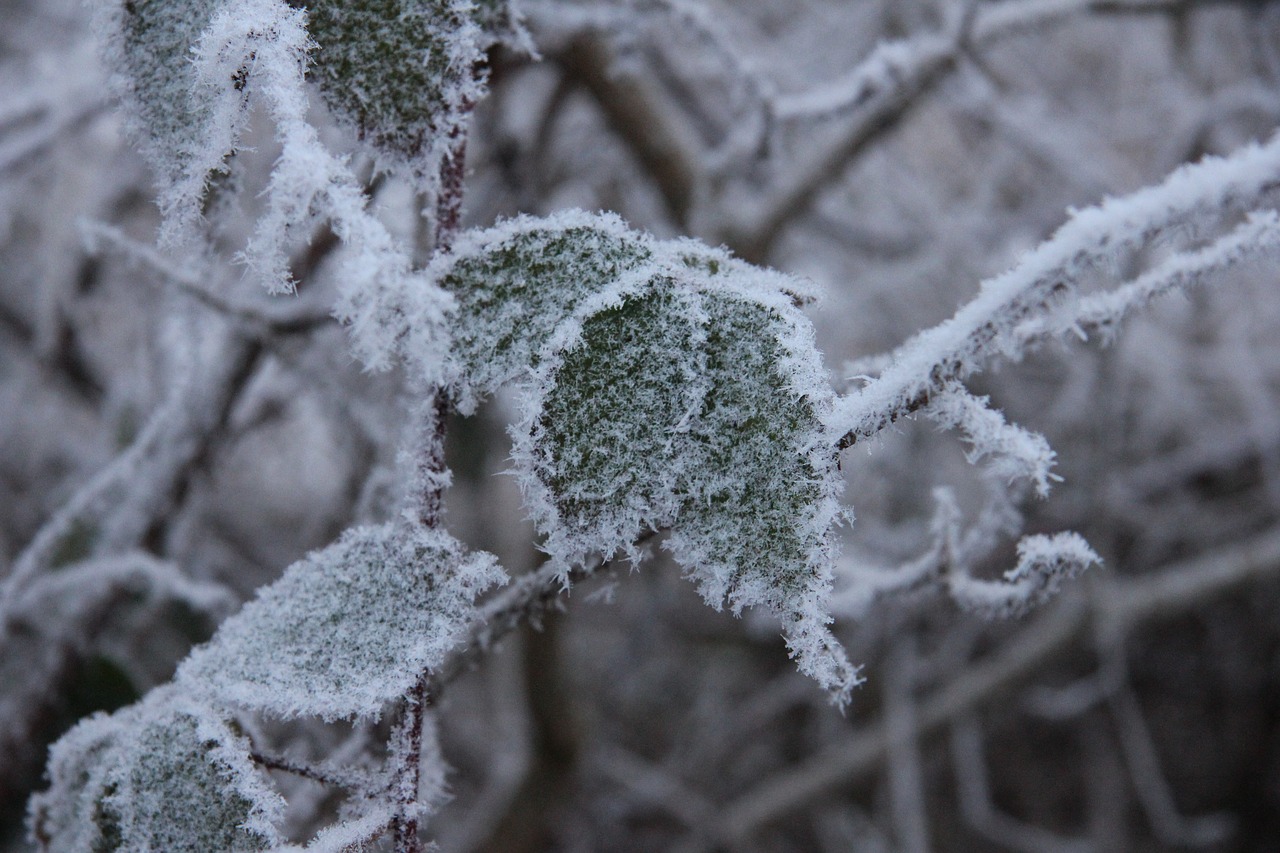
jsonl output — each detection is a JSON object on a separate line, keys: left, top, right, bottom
{"left": 554, "top": 33, "right": 701, "bottom": 229}
{"left": 80, "top": 221, "right": 335, "bottom": 335}
{"left": 726, "top": 0, "right": 1217, "bottom": 262}
{"left": 391, "top": 69, "right": 476, "bottom": 852}
{"left": 884, "top": 643, "right": 930, "bottom": 853}
{"left": 949, "top": 715, "right": 1093, "bottom": 853}
{"left": 830, "top": 129, "right": 1280, "bottom": 451}
{"left": 426, "top": 541, "right": 643, "bottom": 696}
{"left": 1106, "top": 684, "right": 1233, "bottom": 845}
{"left": 250, "top": 751, "right": 364, "bottom": 791}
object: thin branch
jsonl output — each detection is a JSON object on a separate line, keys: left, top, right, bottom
{"left": 391, "top": 75, "right": 476, "bottom": 852}
{"left": 2, "top": 332, "right": 263, "bottom": 607}
{"left": 725, "top": 0, "right": 1230, "bottom": 262}
{"left": 1014, "top": 210, "right": 1280, "bottom": 347}
{"left": 80, "top": 221, "right": 335, "bottom": 335}
{"left": 949, "top": 715, "right": 1093, "bottom": 853}
{"left": 426, "top": 543, "right": 640, "bottom": 696}
{"left": 595, "top": 745, "right": 718, "bottom": 832}
{"left": 884, "top": 644, "right": 931, "bottom": 853}
{"left": 553, "top": 33, "right": 702, "bottom": 229}
{"left": 1107, "top": 686, "right": 1233, "bottom": 845}
{"left": 250, "top": 751, "right": 364, "bottom": 791}
{"left": 830, "top": 130, "right": 1280, "bottom": 451}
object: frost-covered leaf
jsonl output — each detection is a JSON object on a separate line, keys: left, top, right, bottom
{"left": 302, "top": 0, "right": 495, "bottom": 181}
{"left": 29, "top": 689, "right": 282, "bottom": 853}
{"left": 1, "top": 554, "right": 235, "bottom": 798}
{"left": 437, "top": 210, "right": 654, "bottom": 412}
{"left": 178, "top": 523, "right": 504, "bottom": 720}
{"left": 529, "top": 281, "right": 698, "bottom": 550}
{"left": 96, "top": 0, "right": 271, "bottom": 239}
{"left": 105, "top": 0, "right": 223, "bottom": 187}
{"left": 668, "top": 291, "right": 852, "bottom": 696}
{"left": 448, "top": 213, "right": 857, "bottom": 700}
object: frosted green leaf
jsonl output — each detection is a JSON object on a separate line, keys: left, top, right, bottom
{"left": 113, "top": 0, "right": 222, "bottom": 182}
{"left": 668, "top": 292, "right": 854, "bottom": 698}
{"left": 97, "top": 0, "right": 314, "bottom": 244}
{"left": 532, "top": 281, "right": 701, "bottom": 550}
{"left": 436, "top": 210, "right": 654, "bottom": 412}
{"left": 26, "top": 705, "right": 121, "bottom": 853}
{"left": 177, "top": 524, "right": 504, "bottom": 720}
{"left": 511, "top": 253, "right": 856, "bottom": 701}
{"left": 29, "top": 690, "right": 282, "bottom": 853}
{"left": 302, "top": 0, "right": 495, "bottom": 180}
{"left": 431, "top": 209, "right": 853, "bottom": 697}
{"left": 96, "top": 0, "right": 234, "bottom": 232}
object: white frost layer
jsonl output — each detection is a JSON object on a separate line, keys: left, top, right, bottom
{"left": 178, "top": 523, "right": 504, "bottom": 720}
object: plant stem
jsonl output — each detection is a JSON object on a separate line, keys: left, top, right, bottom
{"left": 392, "top": 81, "right": 475, "bottom": 853}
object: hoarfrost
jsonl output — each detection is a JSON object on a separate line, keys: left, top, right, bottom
{"left": 29, "top": 688, "right": 284, "bottom": 853}
{"left": 438, "top": 211, "right": 857, "bottom": 701}
{"left": 303, "top": 0, "right": 495, "bottom": 188}
{"left": 177, "top": 523, "right": 505, "bottom": 720}
{"left": 434, "top": 209, "right": 654, "bottom": 412}
{"left": 93, "top": 0, "right": 230, "bottom": 239}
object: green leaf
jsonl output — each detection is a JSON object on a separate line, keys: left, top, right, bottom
{"left": 509, "top": 235, "right": 853, "bottom": 698}
{"left": 434, "top": 210, "right": 855, "bottom": 699}
{"left": 533, "top": 280, "right": 699, "bottom": 539}
{"left": 177, "top": 524, "right": 504, "bottom": 720}
{"left": 302, "top": 0, "right": 494, "bottom": 177}
{"left": 29, "top": 691, "right": 282, "bottom": 853}
{"left": 439, "top": 211, "right": 653, "bottom": 411}
{"left": 114, "top": 0, "right": 224, "bottom": 185}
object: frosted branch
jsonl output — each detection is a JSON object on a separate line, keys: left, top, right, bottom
{"left": 2, "top": 332, "right": 260, "bottom": 608}
{"left": 1015, "top": 209, "right": 1280, "bottom": 346}
{"left": 830, "top": 131, "right": 1280, "bottom": 449}
{"left": 1108, "top": 686, "right": 1233, "bottom": 845}
{"left": 949, "top": 715, "right": 1093, "bottom": 853}
{"left": 946, "top": 532, "right": 1099, "bottom": 619}
{"left": 80, "top": 221, "right": 334, "bottom": 334}
{"left": 726, "top": 0, "right": 1195, "bottom": 258}
{"left": 924, "top": 383, "right": 1058, "bottom": 498}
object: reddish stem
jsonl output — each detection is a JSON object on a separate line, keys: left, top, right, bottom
{"left": 393, "top": 73, "right": 477, "bottom": 853}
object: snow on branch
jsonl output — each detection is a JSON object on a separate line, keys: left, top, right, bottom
{"left": 923, "top": 383, "right": 1058, "bottom": 498}
{"left": 830, "top": 483, "right": 1090, "bottom": 622}
{"left": 1016, "top": 209, "right": 1280, "bottom": 346}
{"left": 80, "top": 220, "right": 334, "bottom": 334}
{"left": 769, "top": 14, "right": 958, "bottom": 123}
{"left": 770, "top": 0, "right": 1182, "bottom": 124}
{"left": 829, "top": 130, "right": 1280, "bottom": 449}
{"left": 1, "top": 331, "right": 259, "bottom": 610}
{"left": 946, "top": 532, "right": 1099, "bottom": 619}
